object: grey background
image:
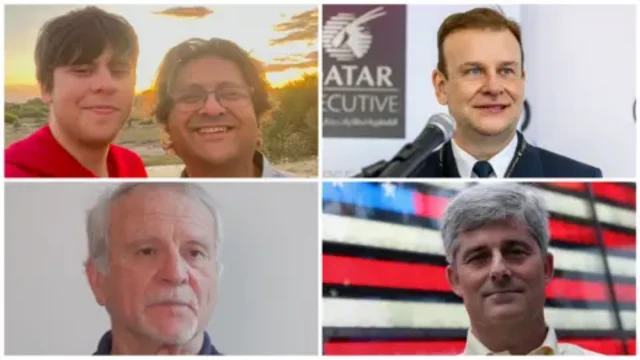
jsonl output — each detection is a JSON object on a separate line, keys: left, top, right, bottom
{"left": 5, "top": 182, "right": 319, "bottom": 355}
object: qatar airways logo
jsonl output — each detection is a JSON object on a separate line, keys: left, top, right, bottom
{"left": 323, "top": 7, "right": 386, "bottom": 62}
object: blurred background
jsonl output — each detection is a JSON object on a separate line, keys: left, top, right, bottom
{"left": 5, "top": 4, "right": 318, "bottom": 177}
{"left": 322, "top": 4, "right": 636, "bottom": 177}
{"left": 322, "top": 181, "right": 636, "bottom": 355}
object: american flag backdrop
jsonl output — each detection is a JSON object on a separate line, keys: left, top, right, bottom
{"left": 322, "top": 181, "right": 636, "bottom": 355}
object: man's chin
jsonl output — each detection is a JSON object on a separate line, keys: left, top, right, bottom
{"left": 484, "top": 305, "right": 527, "bottom": 323}
{"left": 144, "top": 324, "right": 198, "bottom": 346}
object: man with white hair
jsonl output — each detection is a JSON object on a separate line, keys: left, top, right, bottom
{"left": 441, "top": 183, "right": 600, "bottom": 355}
{"left": 84, "top": 183, "right": 222, "bottom": 355}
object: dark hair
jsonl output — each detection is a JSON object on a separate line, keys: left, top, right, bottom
{"left": 152, "top": 37, "right": 271, "bottom": 124}
{"left": 35, "top": 6, "right": 139, "bottom": 92}
{"left": 437, "top": 7, "right": 523, "bottom": 78}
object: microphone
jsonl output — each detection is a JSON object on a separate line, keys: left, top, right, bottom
{"left": 356, "top": 113, "right": 456, "bottom": 177}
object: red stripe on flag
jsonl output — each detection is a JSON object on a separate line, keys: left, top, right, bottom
{"left": 323, "top": 255, "right": 635, "bottom": 303}
{"left": 547, "top": 277, "right": 635, "bottom": 303}
{"left": 549, "top": 218, "right": 635, "bottom": 250}
{"left": 323, "top": 255, "right": 451, "bottom": 292}
{"left": 592, "top": 183, "right": 636, "bottom": 208}
{"left": 324, "top": 339, "right": 635, "bottom": 355}
{"left": 546, "top": 182, "right": 588, "bottom": 193}
{"left": 413, "top": 193, "right": 450, "bottom": 220}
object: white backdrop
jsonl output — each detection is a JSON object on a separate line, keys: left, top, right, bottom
{"left": 322, "top": 4, "right": 635, "bottom": 177}
{"left": 5, "top": 182, "right": 319, "bottom": 355}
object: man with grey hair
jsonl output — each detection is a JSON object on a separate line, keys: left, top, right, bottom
{"left": 84, "top": 182, "right": 222, "bottom": 355}
{"left": 441, "top": 183, "right": 599, "bottom": 355}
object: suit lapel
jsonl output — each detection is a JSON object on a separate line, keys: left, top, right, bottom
{"left": 510, "top": 132, "right": 544, "bottom": 177}
{"left": 442, "top": 141, "right": 461, "bottom": 177}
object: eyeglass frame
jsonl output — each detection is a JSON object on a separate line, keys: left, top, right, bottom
{"left": 169, "top": 84, "right": 255, "bottom": 112}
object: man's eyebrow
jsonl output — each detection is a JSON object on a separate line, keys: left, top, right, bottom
{"left": 460, "top": 244, "right": 487, "bottom": 258}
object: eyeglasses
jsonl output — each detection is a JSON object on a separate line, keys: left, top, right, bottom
{"left": 171, "top": 85, "right": 254, "bottom": 112}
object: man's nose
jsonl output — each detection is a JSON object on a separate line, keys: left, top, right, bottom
{"left": 90, "top": 66, "right": 117, "bottom": 94}
{"left": 481, "top": 71, "right": 505, "bottom": 96}
{"left": 489, "top": 253, "right": 511, "bottom": 283}
{"left": 158, "top": 250, "right": 189, "bottom": 285}
{"left": 198, "top": 93, "right": 226, "bottom": 117}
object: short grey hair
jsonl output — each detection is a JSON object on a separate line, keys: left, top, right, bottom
{"left": 86, "top": 182, "right": 223, "bottom": 273}
{"left": 440, "top": 183, "right": 549, "bottom": 264}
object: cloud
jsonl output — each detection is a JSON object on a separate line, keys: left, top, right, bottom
{"left": 263, "top": 60, "right": 317, "bottom": 73}
{"left": 153, "top": 6, "right": 214, "bottom": 19}
{"left": 262, "top": 51, "right": 318, "bottom": 72}
{"left": 269, "top": 8, "right": 318, "bottom": 46}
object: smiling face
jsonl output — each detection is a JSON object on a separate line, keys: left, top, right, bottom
{"left": 42, "top": 46, "right": 135, "bottom": 146}
{"left": 165, "top": 56, "right": 259, "bottom": 170}
{"left": 446, "top": 221, "right": 553, "bottom": 326}
{"left": 433, "top": 29, "right": 525, "bottom": 141}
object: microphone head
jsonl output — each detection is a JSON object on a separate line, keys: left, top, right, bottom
{"left": 428, "top": 113, "right": 456, "bottom": 141}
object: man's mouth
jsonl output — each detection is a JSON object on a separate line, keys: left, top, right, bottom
{"left": 485, "top": 289, "right": 523, "bottom": 297}
{"left": 474, "top": 104, "right": 510, "bottom": 113}
{"left": 84, "top": 106, "right": 119, "bottom": 115}
{"left": 194, "top": 126, "right": 233, "bottom": 135}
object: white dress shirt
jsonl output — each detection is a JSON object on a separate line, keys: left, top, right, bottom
{"left": 451, "top": 134, "right": 519, "bottom": 178}
{"left": 463, "top": 327, "right": 603, "bottom": 355}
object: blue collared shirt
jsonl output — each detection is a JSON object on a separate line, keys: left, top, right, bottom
{"left": 93, "top": 330, "right": 221, "bottom": 355}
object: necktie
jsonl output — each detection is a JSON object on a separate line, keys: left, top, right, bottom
{"left": 473, "top": 161, "right": 494, "bottom": 178}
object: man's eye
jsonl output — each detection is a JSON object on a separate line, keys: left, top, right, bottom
{"left": 189, "top": 250, "right": 206, "bottom": 258}
{"left": 465, "top": 67, "right": 481, "bottom": 75}
{"left": 71, "top": 66, "right": 92, "bottom": 75}
{"left": 177, "top": 94, "right": 204, "bottom": 104}
{"left": 137, "top": 248, "right": 156, "bottom": 256}
{"left": 500, "top": 67, "right": 515, "bottom": 75}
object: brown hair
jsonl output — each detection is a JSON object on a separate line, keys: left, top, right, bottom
{"left": 152, "top": 38, "right": 271, "bottom": 124}
{"left": 35, "top": 6, "right": 139, "bottom": 92}
{"left": 437, "top": 7, "right": 523, "bottom": 78}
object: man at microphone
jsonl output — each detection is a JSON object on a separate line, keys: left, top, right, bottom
{"left": 441, "top": 183, "right": 600, "bottom": 355}
{"left": 412, "top": 7, "right": 602, "bottom": 178}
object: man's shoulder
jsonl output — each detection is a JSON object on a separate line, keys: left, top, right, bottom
{"left": 530, "top": 144, "right": 603, "bottom": 177}
{"left": 5, "top": 126, "right": 56, "bottom": 177}
{"left": 558, "top": 342, "right": 603, "bottom": 355}
{"left": 108, "top": 144, "right": 148, "bottom": 177}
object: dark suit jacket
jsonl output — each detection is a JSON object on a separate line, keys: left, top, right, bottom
{"left": 93, "top": 330, "right": 221, "bottom": 355}
{"left": 409, "top": 132, "right": 603, "bottom": 178}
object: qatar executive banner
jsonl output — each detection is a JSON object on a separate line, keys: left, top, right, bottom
{"left": 322, "top": 5, "right": 407, "bottom": 138}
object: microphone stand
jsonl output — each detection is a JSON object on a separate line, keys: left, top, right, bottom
{"left": 354, "top": 142, "right": 422, "bottom": 178}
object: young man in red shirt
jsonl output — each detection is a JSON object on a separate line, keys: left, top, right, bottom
{"left": 5, "top": 6, "right": 147, "bottom": 177}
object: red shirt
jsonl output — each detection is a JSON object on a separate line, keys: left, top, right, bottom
{"left": 5, "top": 125, "right": 148, "bottom": 178}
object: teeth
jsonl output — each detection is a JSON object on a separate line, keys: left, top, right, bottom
{"left": 198, "top": 127, "right": 227, "bottom": 134}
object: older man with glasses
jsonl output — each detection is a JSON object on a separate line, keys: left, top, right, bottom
{"left": 152, "top": 37, "right": 289, "bottom": 178}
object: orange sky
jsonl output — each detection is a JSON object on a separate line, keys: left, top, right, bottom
{"left": 5, "top": 4, "right": 318, "bottom": 102}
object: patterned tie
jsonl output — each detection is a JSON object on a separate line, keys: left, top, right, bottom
{"left": 473, "top": 161, "right": 494, "bottom": 178}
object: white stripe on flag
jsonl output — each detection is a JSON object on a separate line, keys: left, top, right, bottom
{"left": 323, "top": 298, "right": 635, "bottom": 331}
{"left": 323, "top": 214, "right": 636, "bottom": 278}
{"left": 542, "top": 189, "right": 635, "bottom": 230}
{"left": 368, "top": 183, "right": 635, "bottom": 229}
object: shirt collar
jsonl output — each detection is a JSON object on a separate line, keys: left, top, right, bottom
{"left": 464, "top": 327, "right": 558, "bottom": 355}
{"left": 451, "top": 133, "right": 519, "bottom": 178}
{"left": 93, "top": 330, "right": 220, "bottom": 355}
{"left": 181, "top": 151, "right": 289, "bottom": 178}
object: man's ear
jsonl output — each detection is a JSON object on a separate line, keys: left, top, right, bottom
{"left": 543, "top": 252, "right": 554, "bottom": 285}
{"left": 40, "top": 84, "right": 52, "bottom": 105}
{"left": 446, "top": 263, "right": 463, "bottom": 298}
{"left": 85, "top": 259, "right": 107, "bottom": 307}
{"left": 432, "top": 69, "right": 449, "bottom": 106}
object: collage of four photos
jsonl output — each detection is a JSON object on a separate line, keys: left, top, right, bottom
{"left": 3, "top": 2, "right": 637, "bottom": 356}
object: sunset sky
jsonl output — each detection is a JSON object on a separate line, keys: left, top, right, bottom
{"left": 5, "top": 4, "right": 318, "bottom": 102}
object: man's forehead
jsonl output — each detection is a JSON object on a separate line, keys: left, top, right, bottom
{"left": 173, "top": 56, "right": 245, "bottom": 88}
{"left": 110, "top": 186, "right": 212, "bottom": 222}
{"left": 443, "top": 28, "right": 522, "bottom": 64}
{"left": 457, "top": 221, "right": 533, "bottom": 249}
